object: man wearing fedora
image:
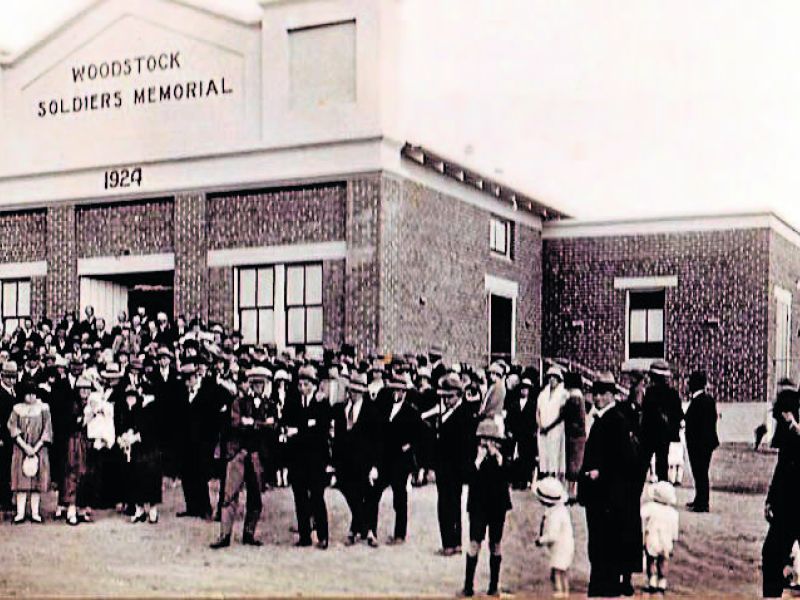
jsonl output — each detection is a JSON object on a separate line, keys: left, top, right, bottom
{"left": 367, "top": 371, "right": 425, "bottom": 545}
{"left": 332, "top": 370, "right": 379, "bottom": 546}
{"left": 284, "top": 364, "right": 330, "bottom": 548}
{"left": 684, "top": 370, "right": 718, "bottom": 513}
{"left": 462, "top": 418, "right": 511, "bottom": 597}
{"left": 506, "top": 376, "right": 539, "bottom": 490}
{"left": 642, "top": 360, "right": 684, "bottom": 482}
{"left": 176, "top": 361, "right": 220, "bottom": 520}
{"left": 0, "top": 360, "right": 18, "bottom": 515}
{"left": 434, "top": 372, "right": 475, "bottom": 556}
{"left": 210, "top": 366, "right": 276, "bottom": 548}
{"left": 579, "top": 372, "right": 643, "bottom": 597}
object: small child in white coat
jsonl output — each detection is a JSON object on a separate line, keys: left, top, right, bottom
{"left": 640, "top": 481, "right": 680, "bottom": 593}
{"left": 535, "top": 477, "right": 574, "bottom": 598}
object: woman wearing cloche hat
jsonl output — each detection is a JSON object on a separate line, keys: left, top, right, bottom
{"left": 537, "top": 365, "right": 569, "bottom": 481}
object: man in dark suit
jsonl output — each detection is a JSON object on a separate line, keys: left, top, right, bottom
{"left": 210, "top": 367, "right": 276, "bottom": 548}
{"left": 284, "top": 364, "right": 330, "bottom": 549}
{"left": 684, "top": 370, "right": 719, "bottom": 513}
{"left": 579, "top": 372, "right": 643, "bottom": 598}
{"left": 176, "top": 361, "right": 220, "bottom": 519}
{"left": 505, "top": 377, "right": 538, "bottom": 489}
{"left": 332, "top": 371, "right": 379, "bottom": 546}
{"left": 0, "top": 361, "right": 18, "bottom": 514}
{"left": 153, "top": 347, "right": 181, "bottom": 478}
{"left": 434, "top": 372, "right": 476, "bottom": 556}
{"left": 367, "top": 372, "right": 425, "bottom": 545}
{"left": 641, "top": 360, "right": 683, "bottom": 481}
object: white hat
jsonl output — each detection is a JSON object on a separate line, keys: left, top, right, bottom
{"left": 535, "top": 477, "right": 567, "bottom": 506}
{"left": 545, "top": 365, "right": 564, "bottom": 381}
{"left": 649, "top": 481, "right": 677, "bottom": 506}
{"left": 274, "top": 369, "right": 292, "bottom": 383}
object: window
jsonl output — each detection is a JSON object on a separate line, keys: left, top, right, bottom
{"left": 490, "top": 216, "right": 512, "bottom": 258}
{"left": 237, "top": 267, "right": 275, "bottom": 345}
{"left": 285, "top": 263, "right": 323, "bottom": 349}
{"left": 628, "top": 289, "right": 665, "bottom": 359}
{"left": 776, "top": 287, "right": 792, "bottom": 380}
{"left": 1, "top": 279, "right": 31, "bottom": 333}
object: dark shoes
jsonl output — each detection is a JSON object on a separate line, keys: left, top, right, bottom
{"left": 386, "top": 536, "right": 405, "bottom": 546}
{"left": 242, "top": 535, "right": 262, "bottom": 547}
{"left": 366, "top": 531, "right": 379, "bottom": 548}
{"left": 209, "top": 535, "right": 231, "bottom": 549}
{"left": 176, "top": 511, "right": 193, "bottom": 518}
{"left": 691, "top": 505, "right": 710, "bottom": 513}
{"left": 294, "top": 539, "right": 312, "bottom": 547}
{"left": 345, "top": 533, "right": 358, "bottom": 546}
{"left": 316, "top": 540, "right": 329, "bottom": 550}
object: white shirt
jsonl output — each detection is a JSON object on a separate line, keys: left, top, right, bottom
{"left": 441, "top": 400, "right": 462, "bottom": 423}
{"left": 346, "top": 398, "right": 363, "bottom": 426}
{"left": 188, "top": 382, "right": 201, "bottom": 404}
{"left": 390, "top": 399, "right": 404, "bottom": 422}
{"left": 593, "top": 400, "right": 616, "bottom": 420}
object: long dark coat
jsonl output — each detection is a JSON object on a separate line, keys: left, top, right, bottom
{"left": 684, "top": 391, "right": 719, "bottom": 455}
{"left": 115, "top": 396, "right": 163, "bottom": 504}
{"left": 579, "top": 402, "right": 643, "bottom": 575}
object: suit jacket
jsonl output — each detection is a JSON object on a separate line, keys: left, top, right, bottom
{"left": 434, "top": 402, "right": 475, "bottom": 481}
{"left": 223, "top": 392, "right": 277, "bottom": 461}
{"left": 177, "top": 380, "right": 221, "bottom": 465}
{"left": 332, "top": 398, "right": 379, "bottom": 477}
{"left": 684, "top": 391, "right": 719, "bottom": 454}
{"left": 505, "top": 390, "right": 538, "bottom": 444}
{"left": 283, "top": 393, "right": 331, "bottom": 470}
{"left": 641, "top": 382, "right": 684, "bottom": 447}
{"left": 378, "top": 399, "right": 424, "bottom": 476}
{"left": 0, "top": 384, "right": 16, "bottom": 451}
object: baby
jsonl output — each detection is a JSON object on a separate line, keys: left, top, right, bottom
{"left": 640, "top": 481, "right": 680, "bottom": 593}
{"left": 535, "top": 477, "right": 574, "bottom": 598}
{"left": 84, "top": 391, "right": 115, "bottom": 450}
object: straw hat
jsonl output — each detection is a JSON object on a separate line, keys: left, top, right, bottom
{"left": 535, "top": 477, "right": 567, "bottom": 506}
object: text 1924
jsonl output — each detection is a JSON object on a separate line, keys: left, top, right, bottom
{"left": 104, "top": 167, "right": 142, "bottom": 190}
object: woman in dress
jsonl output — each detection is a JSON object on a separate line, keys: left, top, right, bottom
{"left": 562, "top": 371, "right": 587, "bottom": 502}
{"left": 536, "top": 366, "right": 568, "bottom": 481}
{"left": 60, "top": 376, "right": 95, "bottom": 525}
{"left": 115, "top": 386, "right": 162, "bottom": 523}
{"left": 7, "top": 382, "right": 53, "bottom": 523}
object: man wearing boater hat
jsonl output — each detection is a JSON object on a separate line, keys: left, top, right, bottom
{"left": 641, "top": 359, "right": 683, "bottom": 482}
{"left": 210, "top": 366, "right": 276, "bottom": 548}
{"left": 579, "top": 372, "right": 643, "bottom": 597}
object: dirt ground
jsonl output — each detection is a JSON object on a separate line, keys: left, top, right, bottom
{"left": 0, "top": 443, "right": 777, "bottom": 598}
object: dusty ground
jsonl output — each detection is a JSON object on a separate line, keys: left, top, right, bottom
{"left": 0, "top": 443, "right": 777, "bottom": 598}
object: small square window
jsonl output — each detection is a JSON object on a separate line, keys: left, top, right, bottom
{"left": 490, "top": 216, "right": 511, "bottom": 258}
{"left": 628, "top": 289, "right": 666, "bottom": 359}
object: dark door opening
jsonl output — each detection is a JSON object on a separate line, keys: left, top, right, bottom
{"left": 489, "top": 294, "right": 513, "bottom": 363}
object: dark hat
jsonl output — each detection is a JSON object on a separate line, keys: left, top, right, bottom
{"left": 779, "top": 377, "right": 796, "bottom": 388}
{"left": 592, "top": 371, "right": 617, "bottom": 395}
{"left": 123, "top": 386, "right": 141, "bottom": 401}
{"left": 429, "top": 344, "right": 444, "bottom": 359}
{"left": 688, "top": 370, "right": 707, "bottom": 392}
{"left": 437, "top": 373, "right": 464, "bottom": 396}
{"left": 564, "top": 371, "right": 583, "bottom": 390}
{"left": 101, "top": 363, "right": 124, "bottom": 379}
{"left": 297, "top": 364, "right": 318, "bottom": 384}
{"left": 340, "top": 343, "right": 356, "bottom": 358}
{"left": 387, "top": 372, "right": 413, "bottom": 390}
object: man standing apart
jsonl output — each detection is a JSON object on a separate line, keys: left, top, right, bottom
{"left": 641, "top": 360, "right": 683, "bottom": 481}
{"left": 579, "top": 372, "right": 643, "bottom": 597}
{"left": 684, "top": 370, "right": 718, "bottom": 513}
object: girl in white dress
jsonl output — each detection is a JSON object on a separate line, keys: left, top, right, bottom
{"left": 535, "top": 477, "right": 574, "bottom": 597}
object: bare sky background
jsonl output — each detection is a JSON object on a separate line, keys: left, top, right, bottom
{"left": 2, "top": 0, "right": 798, "bottom": 225}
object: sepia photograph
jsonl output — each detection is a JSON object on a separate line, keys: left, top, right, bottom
{"left": 0, "top": 0, "right": 797, "bottom": 597}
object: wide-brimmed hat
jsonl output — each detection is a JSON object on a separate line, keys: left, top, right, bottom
{"left": 437, "top": 373, "right": 464, "bottom": 396}
{"left": 592, "top": 371, "right": 617, "bottom": 395}
{"left": 75, "top": 376, "right": 92, "bottom": 390}
{"left": 476, "top": 418, "right": 504, "bottom": 440}
{"left": 297, "top": 364, "right": 318, "bottom": 384}
{"left": 520, "top": 377, "right": 534, "bottom": 389}
{"left": 488, "top": 362, "right": 505, "bottom": 377}
{"left": 101, "top": 363, "right": 123, "bottom": 379}
{"left": 348, "top": 372, "right": 369, "bottom": 393}
{"left": 545, "top": 365, "right": 563, "bottom": 381}
{"left": 649, "top": 359, "right": 672, "bottom": 378}
{"left": 157, "top": 346, "right": 174, "bottom": 359}
{"left": 535, "top": 477, "right": 567, "bottom": 506}
{"left": 428, "top": 344, "right": 444, "bottom": 359}
{"left": 416, "top": 366, "right": 432, "bottom": 381}
{"left": 54, "top": 355, "right": 68, "bottom": 368}
{"left": 246, "top": 366, "right": 272, "bottom": 381}
{"left": 388, "top": 372, "right": 413, "bottom": 390}
{"left": 179, "top": 363, "right": 198, "bottom": 376}
{"left": 649, "top": 481, "right": 677, "bottom": 506}
{"left": 274, "top": 369, "right": 292, "bottom": 383}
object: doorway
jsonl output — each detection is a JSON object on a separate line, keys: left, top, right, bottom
{"left": 489, "top": 293, "right": 513, "bottom": 363}
{"left": 80, "top": 271, "right": 174, "bottom": 325}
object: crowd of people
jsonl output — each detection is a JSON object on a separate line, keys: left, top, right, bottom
{"left": 0, "top": 306, "right": 726, "bottom": 597}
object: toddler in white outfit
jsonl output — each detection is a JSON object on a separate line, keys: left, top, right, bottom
{"left": 640, "top": 481, "right": 680, "bottom": 593}
{"left": 535, "top": 477, "right": 574, "bottom": 597}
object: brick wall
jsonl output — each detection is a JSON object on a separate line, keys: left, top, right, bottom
{"left": 0, "top": 210, "right": 46, "bottom": 263}
{"left": 768, "top": 230, "right": 800, "bottom": 400}
{"left": 207, "top": 184, "right": 346, "bottom": 249}
{"left": 46, "top": 205, "right": 78, "bottom": 318}
{"left": 542, "top": 228, "right": 770, "bottom": 403}
{"left": 76, "top": 199, "right": 174, "bottom": 258}
{"left": 378, "top": 175, "right": 542, "bottom": 365}
{"left": 174, "top": 192, "right": 207, "bottom": 321}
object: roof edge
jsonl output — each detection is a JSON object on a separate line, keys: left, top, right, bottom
{"left": 400, "top": 143, "right": 568, "bottom": 221}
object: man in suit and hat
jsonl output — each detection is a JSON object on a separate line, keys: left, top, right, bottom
{"left": 210, "top": 366, "right": 276, "bottom": 548}
{"left": 284, "top": 364, "right": 330, "bottom": 548}
{"left": 579, "top": 372, "right": 643, "bottom": 597}
{"left": 684, "top": 370, "right": 719, "bottom": 513}
{"left": 332, "top": 370, "right": 379, "bottom": 546}
{"left": 153, "top": 347, "right": 181, "bottom": 479}
{"left": 367, "top": 371, "right": 425, "bottom": 545}
{"left": 434, "top": 372, "right": 476, "bottom": 556}
{"left": 642, "top": 360, "right": 684, "bottom": 482}
{"left": 0, "top": 361, "right": 18, "bottom": 514}
{"left": 506, "top": 376, "right": 539, "bottom": 490}
{"left": 176, "top": 361, "right": 220, "bottom": 519}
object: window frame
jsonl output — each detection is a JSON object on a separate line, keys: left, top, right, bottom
{"left": 236, "top": 265, "right": 276, "bottom": 346}
{"left": 0, "top": 278, "right": 31, "bottom": 333}
{"left": 284, "top": 262, "right": 324, "bottom": 348}
{"left": 626, "top": 288, "right": 666, "bottom": 361}
{"left": 489, "top": 216, "right": 512, "bottom": 259}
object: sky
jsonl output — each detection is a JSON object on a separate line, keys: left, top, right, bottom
{"left": 2, "top": 0, "right": 800, "bottom": 225}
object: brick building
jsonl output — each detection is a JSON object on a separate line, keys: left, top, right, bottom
{"left": 0, "top": 0, "right": 562, "bottom": 365}
{"left": 542, "top": 214, "right": 800, "bottom": 403}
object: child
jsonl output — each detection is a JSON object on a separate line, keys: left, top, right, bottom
{"left": 535, "top": 477, "right": 574, "bottom": 598}
{"left": 640, "top": 481, "right": 680, "bottom": 593}
{"left": 85, "top": 391, "right": 115, "bottom": 450}
{"left": 667, "top": 439, "right": 685, "bottom": 486}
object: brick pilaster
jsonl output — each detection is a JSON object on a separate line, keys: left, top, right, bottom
{"left": 46, "top": 204, "right": 78, "bottom": 319}
{"left": 174, "top": 192, "right": 208, "bottom": 321}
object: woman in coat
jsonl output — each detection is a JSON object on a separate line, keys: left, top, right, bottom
{"left": 7, "top": 382, "right": 53, "bottom": 523}
{"left": 536, "top": 366, "right": 568, "bottom": 480}
{"left": 60, "top": 376, "right": 95, "bottom": 525}
{"left": 563, "top": 372, "right": 587, "bottom": 501}
{"left": 115, "top": 386, "right": 162, "bottom": 523}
